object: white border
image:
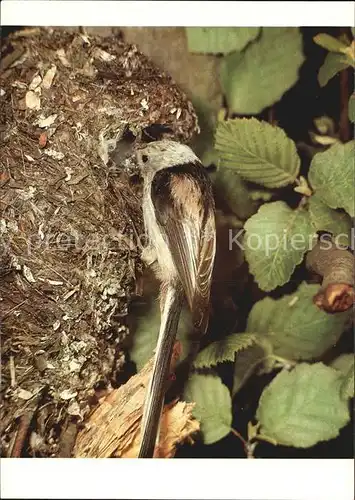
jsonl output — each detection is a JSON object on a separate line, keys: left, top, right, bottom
{"left": 0, "top": 1, "right": 354, "bottom": 27}
{"left": 1, "top": 458, "right": 354, "bottom": 499}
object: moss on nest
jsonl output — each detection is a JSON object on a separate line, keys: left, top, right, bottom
{"left": 0, "top": 27, "right": 198, "bottom": 457}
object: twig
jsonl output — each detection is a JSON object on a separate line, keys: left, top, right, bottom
{"left": 0, "top": 46, "right": 25, "bottom": 72}
{"left": 231, "top": 427, "right": 248, "bottom": 448}
{"left": 268, "top": 106, "right": 277, "bottom": 126}
{"left": 11, "top": 28, "right": 41, "bottom": 39}
{"left": 9, "top": 355, "right": 16, "bottom": 387}
{"left": 3, "top": 298, "right": 28, "bottom": 320}
{"left": 339, "top": 28, "right": 351, "bottom": 143}
{"left": 339, "top": 68, "right": 350, "bottom": 142}
{"left": 306, "top": 239, "right": 354, "bottom": 313}
{"left": 10, "top": 413, "right": 33, "bottom": 457}
{"left": 231, "top": 427, "right": 257, "bottom": 458}
{"left": 58, "top": 420, "right": 79, "bottom": 458}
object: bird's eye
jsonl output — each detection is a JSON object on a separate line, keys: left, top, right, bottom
{"left": 142, "top": 155, "right": 148, "bottom": 163}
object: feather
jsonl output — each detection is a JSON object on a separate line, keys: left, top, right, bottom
{"left": 138, "top": 285, "right": 182, "bottom": 458}
{"left": 151, "top": 161, "right": 216, "bottom": 333}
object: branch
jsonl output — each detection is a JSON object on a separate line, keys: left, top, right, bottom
{"left": 10, "top": 413, "right": 33, "bottom": 457}
{"left": 73, "top": 351, "right": 199, "bottom": 458}
{"left": 306, "top": 240, "right": 354, "bottom": 313}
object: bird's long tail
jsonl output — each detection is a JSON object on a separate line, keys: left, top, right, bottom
{"left": 138, "top": 284, "right": 183, "bottom": 458}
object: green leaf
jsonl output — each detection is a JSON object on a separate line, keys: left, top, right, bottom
{"left": 249, "top": 188, "right": 274, "bottom": 202}
{"left": 351, "top": 27, "right": 355, "bottom": 38}
{"left": 308, "top": 140, "right": 355, "bottom": 217}
{"left": 201, "top": 146, "right": 219, "bottom": 168}
{"left": 330, "top": 353, "right": 355, "bottom": 375}
{"left": 220, "top": 27, "right": 304, "bottom": 114}
{"left": 314, "top": 115, "right": 335, "bottom": 135}
{"left": 243, "top": 201, "right": 313, "bottom": 291}
{"left": 331, "top": 354, "right": 355, "bottom": 399}
{"left": 190, "top": 96, "right": 221, "bottom": 165}
{"left": 130, "top": 301, "right": 193, "bottom": 371}
{"left": 247, "top": 282, "right": 351, "bottom": 360}
{"left": 215, "top": 118, "right": 301, "bottom": 189}
{"left": 232, "top": 336, "right": 274, "bottom": 396}
{"left": 183, "top": 373, "right": 232, "bottom": 444}
{"left": 341, "top": 361, "right": 355, "bottom": 399}
{"left": 211, "top": 167, "right": 257, "bottom": 220}
{"left": 308, "top": 194, "right": 352, "bottom": 247}
{"left": 186, "top": 27, "right": 260, "bottom": 54}
{"left": 313, "top": 33, "right": 349, "bottom": 53}
{"left": 348, "top": 93, "right": 355, "bottom": 123}
{"left": 256, "top": 363, "right": 351, "bottom": 448}
{"left": 318, "top": 52, "right": 350, "bottom": 87}
{"left": 194, "top": 333, "right": 258, "bottom": 369}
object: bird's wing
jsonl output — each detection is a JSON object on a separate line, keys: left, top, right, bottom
{"left": 151, "top": 162, "right": 216, "bottom": 333}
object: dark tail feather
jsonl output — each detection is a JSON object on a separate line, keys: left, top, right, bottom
{"left": 138, "top": 286, "right": 182, "bottom": 458}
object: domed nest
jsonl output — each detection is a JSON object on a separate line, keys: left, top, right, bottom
{"left": 0, "top": 27, "right": 199, "bottom": 457}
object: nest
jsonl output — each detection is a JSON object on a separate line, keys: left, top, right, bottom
{"left": 0, "top": 27, "right": 199, "bottom": 457}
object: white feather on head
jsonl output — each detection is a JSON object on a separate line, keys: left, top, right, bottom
{"left": 136, "top": 140, "right": 199, "bottom": 174}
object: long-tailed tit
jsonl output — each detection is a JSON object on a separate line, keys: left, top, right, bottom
{"left": 136, "top": 140, "right": 216, "bottom": 458}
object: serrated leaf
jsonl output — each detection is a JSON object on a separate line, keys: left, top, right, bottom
{"left": 340, "top": 361, "right": 355, "bottom": 399}
{"left": 256, "top": 363, "right": 351, "bottom": 448}
{"left": 130, "top": 301, "right": 193, "bottom": 371}
{"left": 348, "top": 93, "right": 355, "bottom": 123}
{"left": 232, "top": 335, "right": 274, "bottom": 396}
{"left": 215, "top": 118, "right": 301, "bottom": 189}
{"left": 186, "top": 27, "right": 260, "bottom": 54}
{"left": 313, "top": 33, "right": 349, "bottom": 53}
{"left": 308, "top": 194, "right": 352, "bottom": 246}
{"left": 318, "top": 52, "right": 350, "bottom": 87}
{"left": 330, "top": 353, "right": 355, "bottom": 375}
{"left": 183, "top": 373, "right": 232, "bottom": 444}
{"left": 331, "top": 354, "right": 355, "bottom": 399}
{"left": 308, "top": 140, "right": 355, "bottom": 217}
{"left": 247, "top": 282, "right": 351, "bottom": 360}
{"left": 309, "top": 133, "right": 338, "bottom": 147}
{"left": 194, "top": 333, "right": 258, "bottom": 369}
{"left": 243, "top": 201, "right": 313, "bottom": 291}
{"left": 220, "top": 27, "right": 304, "bottom": 114}
{"left": 211, "top": 167, "right": 257, "bottom": 220}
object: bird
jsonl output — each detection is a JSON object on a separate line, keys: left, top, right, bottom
{"left": 136, "top": 139, "right": 216, "bottom": 458}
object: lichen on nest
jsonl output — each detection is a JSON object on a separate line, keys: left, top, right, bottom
{"left": 0, "top": 27, "right": 199, "bottom": 457}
